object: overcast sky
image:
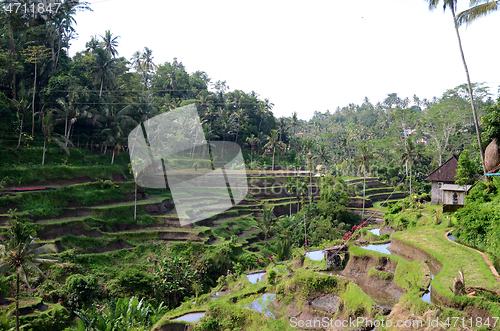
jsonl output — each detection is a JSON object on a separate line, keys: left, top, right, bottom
{"left": 69, "top": 0, "right": 500, "bottom": 120}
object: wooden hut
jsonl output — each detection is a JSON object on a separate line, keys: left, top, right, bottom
{"left": 424, "top": 156, "right": 459, "bottom": 205}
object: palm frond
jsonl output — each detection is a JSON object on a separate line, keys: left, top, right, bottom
{"left": 456, "top": 1, "right": 499, "bottom": 26}
{"left": 52, "top": 137, "right": 71, "bottom": 155}
{"left": 29, "top": 244, "right": 58, "bottom": 256}
{"left": 17, "top": 266, "right": 30, "bottom": 289}
{"left": 32, "top": 257, "right": 59, "bottom": 264}
{"left": 23, "top": 260, "right": 48, "bottom": 279}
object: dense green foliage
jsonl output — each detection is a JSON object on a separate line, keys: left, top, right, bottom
{"left": 454, "top": 178, "right": 500, "bottom": 260}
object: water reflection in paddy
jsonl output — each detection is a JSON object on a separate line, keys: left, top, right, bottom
{"left": 367, "top": 228, "right": 380, "bottom": 236}
{"left": 246, "top": 272, "right": 266, "bottom": 284}
{"left": 305, "top": 250, "right": 325, "bottom": 261}
{"left": 245, "top": 293, "right": 276, "bottom": 318}
{"left": 173, "top": 312, "right": 206, "bottom": 322}
{"left": 360, "top": 243, "right": 392, "bottom": 255}
{"left": 421, "top": 272, "right": 434, "bottom": 303}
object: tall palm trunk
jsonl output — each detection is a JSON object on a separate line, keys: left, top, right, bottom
{"left": 409, "top": 162, "right": 412, "bottom": 195}
{"left": 17, "top": 117, "right": 23, "bottom": 149}
{"left": 451, "top": 6, "right": 486, "bottom": 174}
{"left": 31, "top": 62, "right": 37, "bottom": 137}
{"left": 42, "top": 135, "right": 47, "bottom": 166}
{"left": 272, "top": 149, "right": 275, "bottom": 170}
{"left": 16, "top": 273, "right": 19, "bottom": 331}
{"left": 362, "top": 170, "right": 366, "bottom": 220}
{"left": 134, "top": 182, "right": 137, "bottom": 220}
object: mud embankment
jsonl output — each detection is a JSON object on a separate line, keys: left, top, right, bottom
{"left": 342, "top": 254, "right": 405, "bottom": 308}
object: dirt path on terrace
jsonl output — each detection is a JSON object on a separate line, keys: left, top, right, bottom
{"left": 444, "top": 229, "right": 500, "bottom": 285}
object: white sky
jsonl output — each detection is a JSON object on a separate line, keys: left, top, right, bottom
{"left": 69, "top": 0, "right": 500, "bottom": 120}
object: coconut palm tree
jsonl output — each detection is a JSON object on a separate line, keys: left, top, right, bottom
{"left": 245, "top": 134, "right": 259, "bottom": 164}
{"left": 21, "top": 46, "right": 50, "bottom": 137}
{"left": 426, "top": 0, "right": 486, "bottom": 174}
{"left": 85, "top": 35, "right": 99, "bottom": 55}
{"left": 233, "top": 108, "right": 248, "bottom": 143}
{"left": 90, "top": 47, "right": 118, "bottom": 97}
{"left": 353, "top": 143, "right": 375, "bottom": 220}
{"left": 258, "top": 99, "right": 274, "bottom": 132}
{"left": 263, "top": 130, "right": 286, "bottom": 170}
{"left": 401, "top": 137, "right": 422, "bottom": 195}
{"left": 0, "top": 215, "right": 58, "bottom": 331}
{"left": 9, "top": 93, "right": 31, "bottom": 149}
{"left": 256, "top": 204, "right": 276, "bottom": 244}
{"left": 140, "top": 47, "right": 156, "bottom": 92}
{"left": 284, "top": 177, "right": 297, "bottom": 215}
{"left": 100, "top": 30, "right": 120, "bottom": 58}
{"left": 294, "top": 180, "right": 308, "bottom": 214}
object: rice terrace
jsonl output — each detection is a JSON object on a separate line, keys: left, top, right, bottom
{"left": 1, "top": 1, "right": 500, "bottom": 330}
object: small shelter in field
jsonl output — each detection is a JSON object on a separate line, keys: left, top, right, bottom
{"left": 441, "top": 184, "right": 474, "bottom": 213}
{"left": 424, "top": 155, "right": 459, "bottom": 205}
{"left": 316, "top": 164, "right": 326, "bottom": 174}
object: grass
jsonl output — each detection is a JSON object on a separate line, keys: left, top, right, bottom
{"left": 393, "top": 226, "right": 499, "bottom": 291}
{"left": 212, "top": 216, "right": 257, "bottom": 240}
{"left": 0, "top": 164, "right": 127, "bottom": 185}
{"left": 349, "top": 245, "right": 423, "bottom": 293}
{"left": 367, "top": 267, "right": 394, "bottom": 280}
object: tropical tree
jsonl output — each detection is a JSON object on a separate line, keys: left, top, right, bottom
{"left": 294, "top": 180, "right": 308, "bottom": 214}
{"left": 426, "top": 0, "right": 486, "bottom": 173}
{"left": 258, "top": 99, "right": 274, "bottom": 131}
{"left": 90, "top": 47, "right": 118, "bottom": 97}
{"left": 245, "top": 134, "right": 259, "bottom": 164}
{"left": 21, "top": 46, "right": 50, "bottom": 137}
{"left": 284, "top": 177, "right": 297, "bottom": 216}
{"left": 401, "top": 137, "right": 422, "bottom": 195}
{"left": 85, "top": 35, "right": 99, "bottom": 55}
{"left": 256, "top": 204, "right": 276, "bottom": 244}
{"left": 52, "top": 97, "right": 89, "bottom": 146}
{"left": 263, "top": 129, "right": 286, "bottom": 170}
{"left": 100, "top": 30, "right": 120, "bottom": 58}
{"left": 154, "top": 255, "right": 198, "bottom": 308}
{"left": 353, "top": 143, "right": 375, "bottom": 220}
{"left": 9, "top": 93, "right": 31, "bottom": 149}
{"left": 233, "top": 108, "right": 248, "bottom": 143}
{"left": 0, "top": 215, "right": 58, "bottom": 331}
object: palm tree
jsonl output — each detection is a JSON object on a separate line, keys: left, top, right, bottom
{"left": 0, "top": 215, "right": 58, "bottom": 331}
{"left": 263, "top": 130, "right": 286, "bottom": 170}
{"left": 294, "top": 180, "right": 308, "bottom": 214}
{"left": 95, "top": 104, "right": 138, "bottom": 164}
{"left": 426, "top": 0, "right": 486, "bottom": 174}
{"left": 258, "top": 99, "right": 274, "bottom": 131}
{"left": 256, "top": 204, "right": 276, "bottom": 244}
{"left": 291, "top": 112, "right": 298, "bottom": 136}
{"left": 233, "top": 108, "right": 248, "bottom": 143}
{"left": 284, "top": 177, "right": 297, "bottom": 215}
{"left": 90, "top": 47, "right": 118, "bottom": 97}
{"left": 245, "top": 134, "right": 259, "bottom": 164}
{"left": 21, "top": 46, "right": 50, "bottom": 137}
{"left": 132, "top": 47, "right": 156, "bottom": 93}
{"left": 52, "top": 97, "right": 89, "bottom": 146}
{"left": 353, "top": 143, "right": 375, "bottom": 220}
{"left": 85, "top": 35, "right": 99, "bottom": 55}
{"left": 100, "top": 30, "right": 120, "bottom": 57}
{"left": 401, "top": 138, "right": 422, "bottom": 195}
{"left": 9, "top": 93, "right": 31, "bottom": 149}
{"left": 456, "top": 1, "right": 499, "bottom": 26}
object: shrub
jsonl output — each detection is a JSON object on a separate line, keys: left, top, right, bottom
{"left": 267, "top": 269, "right": 277, "bottom": 284}
{"left": 64, "top": 274, "right": 99, "bottom": 311}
